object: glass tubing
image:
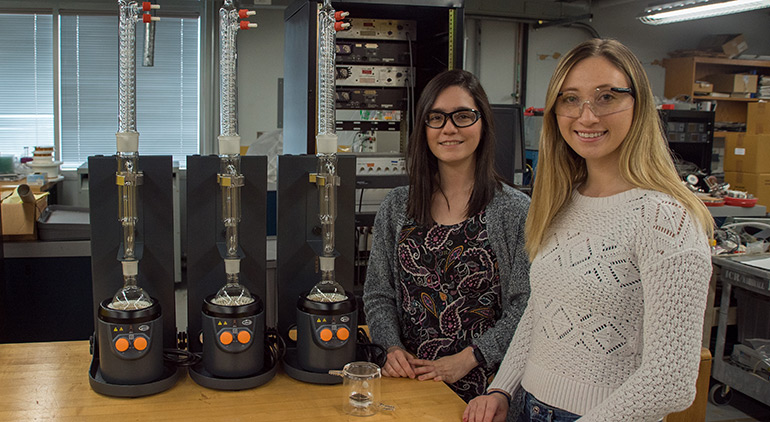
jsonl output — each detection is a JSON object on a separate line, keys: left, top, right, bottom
{"left": 117, "top": 0, "right": 140, "bottom": 263}
{"left": 317, "top": 0, "right": 338, "bottom": 284}
{"left": 219, "top": 0, "right": 242, "bottom": 261}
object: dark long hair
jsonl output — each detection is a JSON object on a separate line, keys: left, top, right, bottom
{"left": 406, "top": 69, "right": 503, "bottom": 225}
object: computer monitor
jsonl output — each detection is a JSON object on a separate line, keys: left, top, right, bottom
{"left": 490, "top": 104, "right": 526, "bottom": 185}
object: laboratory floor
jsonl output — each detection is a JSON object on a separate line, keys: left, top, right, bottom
{"left": 706, "top": 391, "right": 770, "bottom": 422}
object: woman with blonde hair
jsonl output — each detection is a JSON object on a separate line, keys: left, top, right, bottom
{"left": 464, "top": 38, "right": 714, "bottom": 422}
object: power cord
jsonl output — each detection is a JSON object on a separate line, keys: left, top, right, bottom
{"left": 265, "top": 326, "right": 286, "bottom": 366}
{"left": 164, "top": 348, "right": 202, "bottom": 367}
{"left": 356, "top": 327, "right": 387, "bottom": 367}
{"left": 406, "top": 32, "right": 415, "bottom": 136}
{"left": 164, "top": 331, "right": 202, "bottom": 367}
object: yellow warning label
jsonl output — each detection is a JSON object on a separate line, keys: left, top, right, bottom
{"left": 218, "top": 321, "right": 222, "bottom": 326}
{"left": 116, "top": 175, "right": 125, "bottom": 186}
{"left": 317, "top": 318, "right": 321, "bottom": 323}
{"left": 113, "top": 327, "right": 118, "bottom": 332}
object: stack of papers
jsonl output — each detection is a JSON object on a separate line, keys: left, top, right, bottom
{"left": 759, "top": 76, "right": 770, "bottom": 99}
{"left": 741, "top": 256, "right": 770, "bottom": 271}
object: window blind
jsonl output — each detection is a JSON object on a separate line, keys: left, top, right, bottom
{"left": 60, "top": 15, "right": 199, "bottom": 168}
{"left": 0, "top": 14, "right": 54, "bottom": 163}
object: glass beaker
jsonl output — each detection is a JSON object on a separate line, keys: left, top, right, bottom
{"left": 329, "top": 361, "right": 395, "bottom": 416}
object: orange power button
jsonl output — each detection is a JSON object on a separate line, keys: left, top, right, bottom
{"left": 336, "top": 327, "right": 350, "bottom": 341}
{"left": 133, "top": 336, "right": 148, "bottom": 351}
{"left": 219, "top": 331, "right": 233, "bottom": 345}
{"left": 237, "top": 330, "right": 251, "bottom": 344}
{"left": 319, "top": 328, "right": 333, "bottom": 342}
{"left": 115, "top": 337, "right": 130, "bottom": 352}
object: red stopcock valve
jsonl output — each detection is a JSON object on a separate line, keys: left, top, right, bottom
{"left": 239, "top": 9, "right": 258, "bottom": 30}
{"left": 239, "top": 9, "right": 256, "bottom": 18}
{"left": 141, "top": 2, "right": 160, "bottom": 23}
{"left": 334, "top": 10, "right": 350, "bottom": 31}
{"left": 240, "top": 21, "right": 258, "bottom": 30}
{"left": 142, "top": 2, "right": 160, "bottom": 11}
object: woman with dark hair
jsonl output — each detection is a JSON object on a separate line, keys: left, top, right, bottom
{"left": 464, "top": 39, "right": 713, "bottom": 422}
{"left": 363, "top": 69, "right": 531, "bottom": 402}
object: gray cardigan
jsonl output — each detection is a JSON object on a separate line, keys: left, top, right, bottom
{"left": 362, "top": 184, "right": 531, "bottom": 368}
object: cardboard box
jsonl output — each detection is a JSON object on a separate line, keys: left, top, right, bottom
{"left": 705, "top": 73, "right": 758, "bottom": 93}
{"left": 693, "top": 81, "right": 713, "bottom": 94}
{"left": 747, "top": 102, "right": 770, "bottom": 134}
{"left": 723, "top": 133, "right": 770, "bottom": 173}
{"left": 724, "top": 172, "right": 770, "bottom": 208}
{"left": 698, "top": 34, "right": 748, "bottom": 59}
{"left": 1, "top": 190, "right": 48, "bottom": 239}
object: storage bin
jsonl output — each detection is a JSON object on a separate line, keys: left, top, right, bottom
{"left": 735, "top": 287, "right": 770, "bottom": 343}
{"left": 36, "top": 205, "right": 90, "bottom": 241}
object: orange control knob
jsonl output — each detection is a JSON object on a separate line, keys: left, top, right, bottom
{"left": 336, "top": 327, "right": 350, "bottom": 341}
{"left": 133, "top": 336, "right": 148, "bottom": 351}
{"left": 219, "top": 331, "right": 233, "bottom": 345}
{"left": 320, "top": 328, "right": 333, "bottom": 342}
{"left": 115, "top": 338, "right": 129, "bottom": 352}
{"left": 237, "top": 330, "right": 251, "bottom": 344}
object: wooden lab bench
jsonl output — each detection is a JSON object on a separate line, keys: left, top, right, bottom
{"left": 0, "top": 340, "right": 467, "bottom": 421}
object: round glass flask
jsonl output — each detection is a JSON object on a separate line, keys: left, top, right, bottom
{"left": 211, "top": 272, "right": 255, "bottom": 306}
{"left": 108, "top": 274, "right": 152, "bottom": 310}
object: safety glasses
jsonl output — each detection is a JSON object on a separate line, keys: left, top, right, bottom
{"left": 425, "top": 109, "right": 481, "bottom": 129}
{"left": 555, "top": 87, "right": 634, "bottom": 118}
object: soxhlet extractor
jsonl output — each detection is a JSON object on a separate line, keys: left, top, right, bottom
{"left": 199, "top": 0, "right": 264, "bottom": 379}
{"left": 96, "top": 0, "right": 163, "bottom": 386}
{"left": 293, "top": 0, "right": 358, "bottom": 376}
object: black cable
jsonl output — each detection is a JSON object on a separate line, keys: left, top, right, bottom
{"left": 358, "top": 187, "right": 365, "bottom": 213}
{"left": 163, "top": 348, "right": 202, "bottom": 367}
{"left": 406, "top": 32, "right": 415, "bottom": 138}
{"left": 356, "top": 327, "right": 387, "bottom": 368}
{"left": 265, "top": 326, "right": 286, "bottom": 364}
{"left": 355, "top": 188, "right": 366, "bottom": 286}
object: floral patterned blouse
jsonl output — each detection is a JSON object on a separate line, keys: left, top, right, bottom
{"left": 397, "top": 210, "right": 502, "bottom": 402}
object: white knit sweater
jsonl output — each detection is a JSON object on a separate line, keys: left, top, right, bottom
{"left": 489, "top": 188, "right": 712, "bottom": 421}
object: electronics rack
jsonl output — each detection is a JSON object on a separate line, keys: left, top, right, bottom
{"left": 283, "top": 0, "right": 464, "bottom": 156}
{"left": 335, "top": 19, "right": 414, "bottom": 158}
{"left": 658, "top": 109, "right": 715, "bottom": 174}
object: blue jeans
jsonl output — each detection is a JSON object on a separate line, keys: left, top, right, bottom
{"left": 517, "top": 391, "right": 581, "bottom": 422}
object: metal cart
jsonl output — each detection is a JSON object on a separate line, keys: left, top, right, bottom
{"left": 709, "top": 255, "right": 770, "bottom": 407}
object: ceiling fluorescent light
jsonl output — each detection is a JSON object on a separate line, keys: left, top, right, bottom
{"left": 639, "top": 0, "right": 770, "bottom": 25}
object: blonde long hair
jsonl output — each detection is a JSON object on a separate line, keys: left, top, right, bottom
{"left": 525, "top": 38, "right": 714, "bottom": 259}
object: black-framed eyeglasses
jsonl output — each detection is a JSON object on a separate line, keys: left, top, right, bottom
{"left": 425, "top": 109, "right": 481, "bottom": 129}
{"left": 555, "top": 87, "right": 635, "bottom": 118}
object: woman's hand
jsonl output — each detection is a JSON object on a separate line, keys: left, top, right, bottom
{"left": 409, "top": 346, "right": 478, "bottom": 384}
{"left": 463, "top": 392, "right": 509, "bottom": 422}
{"left": 382, "top": 346, "right": 416, "bottom": 378}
